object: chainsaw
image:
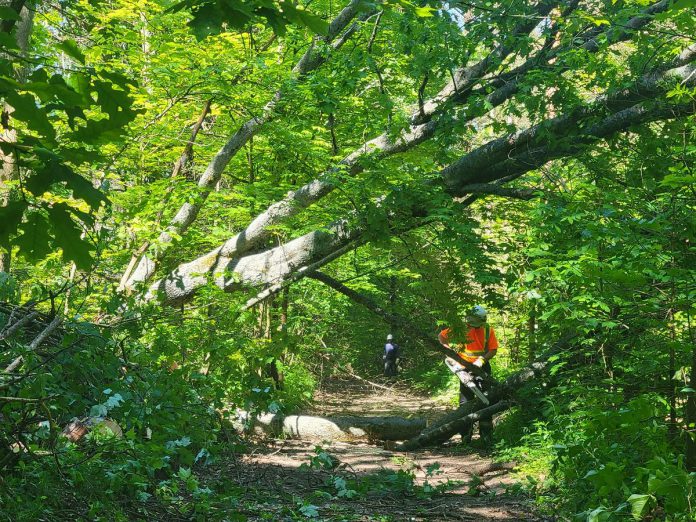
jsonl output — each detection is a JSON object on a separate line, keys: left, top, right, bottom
{"left": 444, "top": 356, "right": 490, "bottom": 405}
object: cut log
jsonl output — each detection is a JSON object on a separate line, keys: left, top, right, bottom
{"left": 234, "top": 411, "right": 426, "bottom": 441}
{"left": 61, "top": 417, "right": 123, "bottom": 442}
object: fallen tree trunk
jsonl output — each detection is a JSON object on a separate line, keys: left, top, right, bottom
{"left": 397, "top": 402, "right": 511, "bottom": 451}
{"left": 305, "top": 267, "right": 578, "bottom": 451}
{"left": 234, "top": 412, "right": 426, "bottom": 441}
{"left": 397, "top": 338, "right": 575, "bottom": 450}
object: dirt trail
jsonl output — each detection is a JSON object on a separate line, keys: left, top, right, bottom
{"left": 231, "top": 377, "right": 541, "bottom": 521}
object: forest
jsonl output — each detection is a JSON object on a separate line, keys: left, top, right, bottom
{"left": 0, "top": 0, "right": 694, "bottom": 519}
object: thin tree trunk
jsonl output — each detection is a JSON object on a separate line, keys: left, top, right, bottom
{"left": 527, "top": 303, "right": 536, "bottom": 364}
{"left": 0, "top": 2, "right": 34, "bottom": 273}
{"left": 685, "top": 312, "right": 696, "bottom": 470}
{"left": 668, "top": 307, "right": 677, "bottom": 440}
{"left": 63, "top": 263, "right": 77, "bottom": 315}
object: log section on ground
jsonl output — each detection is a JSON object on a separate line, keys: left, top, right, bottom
{"left": 233, "top": 411, "right": 427, "bottom": 441}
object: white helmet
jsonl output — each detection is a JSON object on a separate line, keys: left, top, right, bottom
{"left": 386, "top": 334, "right": 394, "bottom": 341}
{"left": 466, "top": 305, "right": 487, "bottom": 327}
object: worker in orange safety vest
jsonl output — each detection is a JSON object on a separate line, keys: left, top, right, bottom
{"left": 438, "top": 305, "right": 499, "bottom": 446}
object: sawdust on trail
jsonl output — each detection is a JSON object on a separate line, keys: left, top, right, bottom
{"left": 227, "top": 376, "right": 542, "bottom": 521}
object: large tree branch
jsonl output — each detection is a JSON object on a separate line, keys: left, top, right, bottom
{"left": 145, "top": 1, "right": 585, "bottom": 288}
{"left": 143, "top": 10, "right": 689, "bottom": 305}
{"left": 413, "top": 0, "right": 561, "bottom": 125}
{"left": 471, "top": 0, "right": 672, "bottom": 99}
{"left": 151, "top": 0, "right": 666, "bottom": 289}
{"left": 449, "top": 101, "right": 696, "bottom": 193}
{"left": 397, "top": 333, "right": 577, "bottom": 450}
{"left": 118, "top": 99, "right": 213, "bottom": 292}
{"left": 146, "top": 220, "right": 359, "bottom": 303}
{"left": 147, "top": 67, "right": 693, "bottom": 305}
{"left": 122, "top": 0, "right": 367, "bottom": 290}
{"left": 443, "top": 53, "right": 696, "bottom": 192}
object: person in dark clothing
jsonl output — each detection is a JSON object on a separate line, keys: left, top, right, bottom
{"left": 383, "top": 334, "right": 400, "bottom": 377}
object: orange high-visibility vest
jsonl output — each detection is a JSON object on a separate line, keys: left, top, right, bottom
{"left": 440, "top": 325, "right": 498, "bottom": 363}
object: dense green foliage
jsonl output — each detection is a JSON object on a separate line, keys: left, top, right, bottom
{"left": 1, "top": 0, "right": 695, "bottom": 519}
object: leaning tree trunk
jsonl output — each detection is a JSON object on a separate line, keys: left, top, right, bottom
{"left": 396, "top": 402, "right": 513, "bottom": 451}
{"left": 121, "top": 0, "right": 366, "bottom": 290}
{"left": 146, "top": 54, "right": 696, "bottom": 307}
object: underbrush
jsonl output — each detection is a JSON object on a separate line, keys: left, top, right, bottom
{"left": 0, "top": 305, "right": 318, "bottom": 521}
{"left": 495, "top": 390, "right": 696, "bottom": 521}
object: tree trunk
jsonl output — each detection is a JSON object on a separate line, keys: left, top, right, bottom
{"left": 527, "top": 303, "right": 536, "bottom": 364}
{"left": 234, "top": 412, "right": 426, "bottom": 441}
{"left": 125, "top": 0, "right": 570, "bottom": 292}
{"left": 121, "top": 0, "right": 366, "bottom": 290}
{"left": 397, "top": 402, "right": 512, "bottom": 451}
{"left": 146, "top": 55, "right": 695, "bottom": 307}
{"left": 0, "top": 2, "right": 34, "bottom": 274}
{"left": 685, "top": 312, "right": 696, "bottom": 471}
{"left": 397, "top": 348, "right": 572, "bottom": 450}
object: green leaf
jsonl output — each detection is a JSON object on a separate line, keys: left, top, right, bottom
{"left": 587, "top": 506, "right": 610, "bottom": 522}
{"left": 627, "top": 494, "right": 652, "bottom": 520}
{"left": 188, "top": 3, "right": 225, "bottom": 40}
{"left": 58, "top": 167, "right": 107, "bottom": 209}
{"left": 0, "top": 200, "right": 26, "bottom": 247}
{"left": 299, "top": 504, "right": 319, "bottom": 518}
{"left": 0, "top": 6, "right": 22, "bottom": 20}
{"left": 57, "top": 39, "right": 86, "bottom": 64}
{"left": 295, "top": 9, "right": 329, "bottom": 35}
{"left": 0, "top": 32, "right": 19, "bottom": 50}
{"left": 48, "top": 204, "right": 93, "bottom": 269}
{"left": 415, "top": 6, "right": 435, "bottom": 17}
{"left": 671, "top": 0, "right": 696, "bottom": 9}
{"left": 15, "top": 212, "right": 54, "bottom": 262}
{"left": 5, "top": 92, "right": 55, "bottom": 140}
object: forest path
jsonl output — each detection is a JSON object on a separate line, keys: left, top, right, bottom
{"left": 225, "top": 376, "right": 542, "bottom": 521}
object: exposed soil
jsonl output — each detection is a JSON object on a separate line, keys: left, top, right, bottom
{"left": 220, "top": 377, "right": 541, "bottom": 521}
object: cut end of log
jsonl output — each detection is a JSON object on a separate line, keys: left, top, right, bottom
{"left": 61, "top": 417, "right": 123, "bottom": 442}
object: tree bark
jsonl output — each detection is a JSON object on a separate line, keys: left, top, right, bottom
{"left": 685, "top": 312, "right": 696, "bottom": 471}
{"left": 397, "top": 336, "right": 575, "bottom": 450}
{"left": 234, "top": 411, "right": 427, "bottom": 441}
{"left": 0, "top": 1, "right": 34, "bottom": 274}
{"left": 124, "top": 0, "right": 567, "bottom": 292}
{"left": 133, "top": 6, "right": 692, "bottom": 310}
{"left": 397, "top": 402, "right": 512, "bottom": 451}
{"left": 122, "top": 0, "right": 366, "bottom": 290}
{"left": 147, "top": 70, "right": 695, "bottom": 306}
